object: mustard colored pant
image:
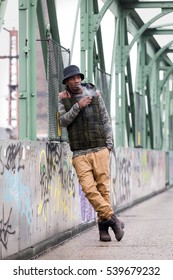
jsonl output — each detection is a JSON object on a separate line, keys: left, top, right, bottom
{"left": 72, "top": 148, "right": 113, "bottom": 222}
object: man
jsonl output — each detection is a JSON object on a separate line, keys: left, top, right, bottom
{"left": 58, "top": 65, "right": 124, "bottom": 242}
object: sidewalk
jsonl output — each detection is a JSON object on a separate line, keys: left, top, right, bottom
{"left": 35, "top": 188, "right": 173, "bottom": 260}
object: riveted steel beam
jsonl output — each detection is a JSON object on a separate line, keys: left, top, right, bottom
{"left": 18, "top": 0, "right": 37, "bottom": 140}
{"left": 80, "top": 0, "right": 113, "bottom": 81}
{"left": 120, "top": 1, "right": 173, "bottom": 9}
{"left": 144, "top": 40, "right": 173, "bottom": 86}
{"left": 145, "top": 29, "right": 173, "bottom": 35}
{"left": 124, "top": 9, "right": 173, "bottom": 67}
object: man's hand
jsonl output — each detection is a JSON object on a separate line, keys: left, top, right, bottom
{"left": 78, "top": 96, "right": 92, "bottom": 109}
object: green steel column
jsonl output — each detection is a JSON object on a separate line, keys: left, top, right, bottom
{"left": 18, "top": 0, "right": 37, "bottom": 140}
{"left": 115, "top": 23, "right": 121, "bottom": 146}
{"left": 80, "top": 0, "right": 94, "bottom": 82}
{"left": 115, "top": 10, "right": 127, "bottom": 147}
{"left": 148, "top": 62, "right": 161, "bottom": 150}
{"left": 143, "top": 40, "right": 173, "bottom": 149}
{"left": 37, "top": 0, "right": 47, "bottom": 73}
{"left": 169, "top": 91, "right": 173, "bottom": 149}
{"left": 156, "top": 60, "right": 163, "bottom": 149}
{"left": 47, "top": 0, "right": 60, "bottom": 44}
{"left": 71, "top": 0, "right": 80, "bottom": 59}
{"left": 163, "top": 83, "right": 170, "bottom": 150}
{"left": 80, "top": 0, "right": 88, "bottom": 79}
{"left": 86, "top": 0, "right": 94, "bottom": 82}
{"left": 135, "top": 36, "right": 147, "bottom": 148}
{"left": 160, "top": 67, "right": 173, "bottom": 150}
{"left": 80, "top": 0, "right": 113, "bottom": 82}
{"left": 140, "top": 38, "right": 147, "bottom": 148}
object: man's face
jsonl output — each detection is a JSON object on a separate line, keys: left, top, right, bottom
{"left": 66, "top": 74, "right": 82, "bottom": 93}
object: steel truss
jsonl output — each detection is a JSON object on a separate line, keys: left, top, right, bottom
{"left": 1, "top": 0, "right": 173, "bottom": 150}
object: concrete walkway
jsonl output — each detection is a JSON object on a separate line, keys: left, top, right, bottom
{"left": 35, "top": 187, "right": 173, "bottom": 260}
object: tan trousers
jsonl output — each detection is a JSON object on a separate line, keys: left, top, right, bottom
{"left": 72, "top": 148, "right": 113, "bottom": 222}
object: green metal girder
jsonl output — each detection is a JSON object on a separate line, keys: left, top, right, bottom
{"left": 120, "top": 1, "right": 173, "bottom": 9}
{"left": 138, "top": 38, "right": 147, "bottom": 148}
{"left": 18, "top": 0, "right": 37, "bottom": 140}
{"left": 144, "top": 40, "right": 173, "bottom": 86}
{"left": 126, "top": 50, "right": 136, "bottom": 146}
{"left": 160, "top": 65, "right": 173, "bottom": 94}
{"left": 46, "top": 0, "right": 60, "bottom": 44}
{"left": 15, "top": 0, "right": 173, "bottom": 151}
{"left": 36, "top": 0, "right": 60, "bottom": 76}
{"left": 115, "top": 9, "right": 127, "bottom": 146}
{"left": 37, "top": 0, "right": 47, "bottom": 72}
{"left": 124, "top": 9, "right": 173, "bottom": 67}
{"left": 135, "top": 39, "right": 171, "bottom": 150}
{"left": 161, "top": 83, "right": 171, "bottom": 150}
{"left": 117, "top": 6, "right": 173, "bottom": 149}
{"left": 159, "top": 66, "right": 173, "bottom": 150}
{"left": 18, "top": 0, "right": 61, "bottom": 140}
{"left": 93, "top": 0, "right": 110, "bottom": 114}
{"left": 145, "top": 78, "right": 153, "bottom": 149}
{"left": 71, "top": 0, "right": 80, "bottom": 59}
{"left": 93, "top": 0, "right": 106, "bottom": 73}
{"left": 145, "top": 29, "right": 173, "bottom": 36}
{"left": 80, "top": 0, "right": 113, "bottom": 81}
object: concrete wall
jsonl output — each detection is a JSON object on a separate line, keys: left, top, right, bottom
{"left": 169, "top": 151, "right": 173, "bottom": 186}
{"left": 0, "top": 140, "right": 167, "bottom": 259}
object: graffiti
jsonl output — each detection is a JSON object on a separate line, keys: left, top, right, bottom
{"left": 46, "top": 142, "right": 62, "bottom": 182}
{"left": 127, "top": 150, "right": 141, "bottom": 191}
{"left": 79, "top": 187, "right": 95, "bottom": 222}
{"left": 53, "top": 168, "right": 78, "bottom": 222}
{"left": 111, "top": 149, "right": 131, "bottom": 206}
{"left": 38, "top": 143, "right": 79, "bottom": 222}
{"left": 0, "top": 143, "right": 25, "bottom": 175}
{"left": 53, "top": 151, "right": 78, "bottom": 221}
{"left": 1, "top": 143, "right": 31, "bottom": 224}
{"left": 0, "top": 139, "right": 167, "bottom": 259}
{"left": 45, "top": 143, "right": 76, "bottom": 197}
{"left": 38, "top": 149, "right": 50, "bottom": 222}
{"left": 3, "top": 170, "right": 32, "bottom": 224}
{"left": 61, "top": 156, "right": 76, "bottom": 197}
{"left": 169, "top": 151, "right": 173, "bottom": 185}
{"left": 25, "top": 145, "right": 37, "bottom": 161}
{"left": 38, "top": 143, "right": 62, "bottom": 221}
{"left": 39, "top": 150, "right": 49, "bottom": 199}
{"left": 39, "top": 143, "right": 62, "bottom": 199}
{"left": 5, "top": 142, "right": 24, "bottom": 172}
{"left": 0, "top": 146, "right": 4, "bottom": 175}
{"left": 0, "top": 205, "right": 15, "bottom": 249}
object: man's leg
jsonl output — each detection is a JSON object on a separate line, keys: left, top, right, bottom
{"left": 72, "top": 153, "right": 113, "bottom": 241}
{"left": 91, "top": 148, "right": 111, "bottom": 220}
{"left": 72, "top": 152, "right": 124, "bottom": 242}
{"left": 72, "top": 153, "right": 113, "bottom": 220}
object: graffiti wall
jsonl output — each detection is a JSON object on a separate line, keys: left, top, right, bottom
{"left": 0, "top": 140, "right": 167, "bottom": 259}
{"left": 169, "top": 151, "right": 173, "bottom": 186}
{"left": 110, "top": 148, "right": 166, "bottom": 208}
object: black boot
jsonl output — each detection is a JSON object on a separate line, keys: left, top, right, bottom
{"left": 102, "top": 214, "right": 124, "bottom": 241}
{"left": 109, "top": 214, "right": 124, "bottom": 241}
{"left": 98, "top": 221, "right": 111, "bottom": 242}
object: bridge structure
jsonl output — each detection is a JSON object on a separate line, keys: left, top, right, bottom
{"left": 0, "top": 0, "right": 173, "bottom": 260}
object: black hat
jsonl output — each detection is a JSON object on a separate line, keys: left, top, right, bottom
{"left": 62, "top": 65, "right": 84, "bottom": 84}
